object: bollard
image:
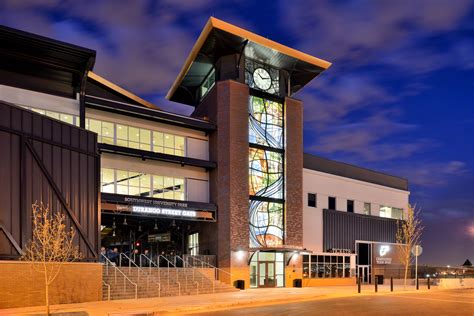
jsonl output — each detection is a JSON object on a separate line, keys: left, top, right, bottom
{"left": 416, "top": 277, "right": 419, "bottom": 290}
{"left": 358, "top": 276, "right": 361, "bottom": 293}
{"left": 375, "top": 276, "right": 378, "bottom": 293}
{"left": 390, "top": 277, "right": 393, "bottom": 292}
{"left": 428, "top": 277, "right": 430, "bottom": 290}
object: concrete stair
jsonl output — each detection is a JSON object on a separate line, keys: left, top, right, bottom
{"left": 102, "top": 266, "right": 238, "bottom": 300}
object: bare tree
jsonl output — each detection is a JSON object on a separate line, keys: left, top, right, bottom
{"left": 21, "top": 202, "right": 81, "bottom": 315}
{"left": 396, "top": 204, "right": 423, "bottom": 289}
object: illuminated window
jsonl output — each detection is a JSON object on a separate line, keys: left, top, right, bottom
{"left": 380, "top": 206, "right": 404, "bottom": 220}
{"left": 364, "top": 202, "right": 371, "bottom": 215}
{"left": 188, "top": 233, "right": 199, "bottom": 255}
{"left": 303, "top": 255, "right": 352, "bottom": 279}
{"left": 248, "top": 95, "right": 285, "bottom": 249}
{"left": 85, "top": 118, "right": 186, "bottom": 157}
{"left": 24, "top": 106, "right": 80, "bottom": 126}
{"left": 100, "top": 168, "right": 185, "bottom": 201}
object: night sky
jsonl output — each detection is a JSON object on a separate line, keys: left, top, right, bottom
{"left": 1, "top": 1, "right": 473, "bottom": 266}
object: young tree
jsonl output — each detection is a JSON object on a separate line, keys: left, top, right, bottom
{"left": 21, "top": 202, "right": 81, "bottom": 315}
{"left": 396, "top": 204, "right": 423, "bottom": 289}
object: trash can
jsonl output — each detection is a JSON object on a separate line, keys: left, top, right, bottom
{"left": 234, "top": 279, "right": 245, "bottom": 290}
{"left": 376, "top": 275, "right": 384, "bottom": 285}
{"left": 293, "top": 279, "right": 302, "bottom": 288}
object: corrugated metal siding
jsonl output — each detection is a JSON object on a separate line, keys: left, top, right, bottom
{"left": 323, "top": 209, "right": 398, "bottom": 252}
{"left": 0, "top": 101, "right": 99, "bottom": 260}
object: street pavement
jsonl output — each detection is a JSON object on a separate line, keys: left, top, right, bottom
{"left": 1, "top": 285, "right": 473, "bottom": 315}
{"left": 188, "top": 289, "right": 474, "bottom": 316}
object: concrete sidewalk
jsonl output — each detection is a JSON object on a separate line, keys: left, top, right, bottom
{"left": 0, "top": 285, "right": 440, "bottom": 316}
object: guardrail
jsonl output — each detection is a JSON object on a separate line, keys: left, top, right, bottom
{"left": 119, "top": 253, "right": 161, "bottom": 297}
{"left": 102, "top": 280, "right": 111, "bottom": 301}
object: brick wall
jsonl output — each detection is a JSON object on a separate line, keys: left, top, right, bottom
{"left": 285, "top": 97, "right": 303, "bottom": 247}
{"left": 0, "top": 261, "right": 102, "bottom": 309}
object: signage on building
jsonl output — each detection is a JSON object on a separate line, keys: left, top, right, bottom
{"left": 148, "top": 233, "right": 171, "bottom": 242}
{"left": 132, "top": 206, "right": 199, "bottom": 218}
{"left": 375, "top": 244, "right": 393, "bottom": 265}
{"left": 124, "top": 197, "right": 189, "bottom": 208}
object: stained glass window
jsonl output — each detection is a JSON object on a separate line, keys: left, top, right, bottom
{"left": 249, "top": 148, "right": 283, "bottom": 199}
{"left": 249, "top": 96, "right": 283, "bottom": 148}
{"left": 249, "top": 200, "right": 284, "bottom": 247}
{"left": 248, "top": 93, "right": 285, "bottom": 248}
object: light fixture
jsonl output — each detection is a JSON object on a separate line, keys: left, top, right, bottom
{"left": 112, "top": 229, "right": 116, "bottom": 237}
{"left": 154, "top": 220, "right": 158, "bottom": 230}
{"left": 171, "top": 219, "right": 176, "bottom": 228}
{"left": 112, "top": 217, "right": 116, "bottom": 230}
{"left": 123, "top": 216, "right": 128, "bottom": 225}
{"left": 138, "top": 222, "right": 142, "bottom": 232}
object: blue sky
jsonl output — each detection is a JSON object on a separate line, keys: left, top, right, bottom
{"left": 1, "top": 0, "right": 473, "bottom": 266}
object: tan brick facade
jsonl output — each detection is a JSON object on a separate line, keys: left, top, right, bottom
{"left": 0, "top": 261, "right": 102, "bottom": 309}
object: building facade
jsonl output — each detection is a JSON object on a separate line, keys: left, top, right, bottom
{"left": 302, "top": 154, "right": 410, "bottom": 284}
{"left": 0, "top": 17, "right": 409, "bottom": 297}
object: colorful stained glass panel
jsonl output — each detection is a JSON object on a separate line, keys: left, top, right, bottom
{"left": 249, "top": 96, "right": 283, "bottom": 149}
{"left": 249, "top": 148, "right": 283, "bottom": 199}
{"left": 249, "top": 200, "right": 284, "bottom": 248}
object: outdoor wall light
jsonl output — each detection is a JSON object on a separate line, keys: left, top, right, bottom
{"left": 235, "top": 250, "right": 246, "bottom": 260}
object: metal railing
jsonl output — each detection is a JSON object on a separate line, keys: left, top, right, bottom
{"left": 102, "top": 254, "right": 138, "bottom": 299}
{"left": 102, "top": 280, "right": 111, "bottom": 301}
{"left": 119, "top": 253, "right": 161, "bottom": 297}
{"left": 184, "top": 255, "right": 233, "bottom": 292}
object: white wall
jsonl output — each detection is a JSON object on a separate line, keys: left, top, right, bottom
{"left": 101, "top": 153, "right": 209, "bottom": 203}
{"left": 0, "top": 84, "right": 79, "bottom": 114}
{"left": 303, "top": 168, "right": 410, "bottom": 253}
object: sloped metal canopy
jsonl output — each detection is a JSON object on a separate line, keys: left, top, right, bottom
{"left": 167, "top": 17, "right": 331, "bottom": 106}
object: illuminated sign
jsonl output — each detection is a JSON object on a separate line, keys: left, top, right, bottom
{"left": 132, "top": 206, "right": 197, "bottom": 217}
{"left": 375, "top": 244, "right": 392, "bottom": 265}
{"left": 379, "top": 245, "right": 390, "bottom": 256}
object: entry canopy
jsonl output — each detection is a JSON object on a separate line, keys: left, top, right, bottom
{"left": 166, "top": 17, "right": 331, "bottom": 106}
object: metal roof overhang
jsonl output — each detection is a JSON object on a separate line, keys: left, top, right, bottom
{"left": 0, "top": 25, "right": 96, "bottom": 98}
{"left": 166, "top": 17, "right": 331, "bottom": 106}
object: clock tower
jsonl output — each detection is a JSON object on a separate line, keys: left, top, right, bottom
{"left": 167, "top": 17, "right": 331, "bottom": 288}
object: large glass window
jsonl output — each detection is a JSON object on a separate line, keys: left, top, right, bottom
{"left": 85, "top": 118, "right": 186, "bottom": 157}
{"left": 248, "top": 95, "right": 285, "bottom": 249}
{"left": 380, "top": 206, "right": 404, "bottom": 220}
{"left": 328, "top": 197, "right": 336, "bottom": 210}
{"left": 303, "top": 254, "right": 352, "bottom": 279}
{"left": 100, "top": 168, "right": 185, "bottom": 201}
{"left": 199, "top": 68, "right": 216, "bottom": 100}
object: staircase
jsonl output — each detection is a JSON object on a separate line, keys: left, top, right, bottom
{"left": 102, "top": 265, "right": 239, "bottom": 300}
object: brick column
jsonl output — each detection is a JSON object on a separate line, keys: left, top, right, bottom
{"left": 285, "top": 96, "right": 303, "bottom": 247}
{"left": 195, "top": 80, "right": 250, "bottom": 285}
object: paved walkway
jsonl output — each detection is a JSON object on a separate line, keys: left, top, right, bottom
{"left": 0, "top": 285, "right": 441, "bottom": 315}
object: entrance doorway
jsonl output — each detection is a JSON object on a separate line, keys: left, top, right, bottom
{"left": 250, "top": 252, "right": 285, "bottom": 288}
{"left": 258, "top": 261, "right": 276, "bottom": 287}
{"left": 358, "top": 265, "right": 371, "bottom": 284}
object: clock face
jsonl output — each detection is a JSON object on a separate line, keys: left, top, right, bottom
{"left": 252, "top": 68, "right": 272, "bottom": 91}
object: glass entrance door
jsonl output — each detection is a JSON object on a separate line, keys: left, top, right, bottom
{"left": 258, "top": 261, "right": 276, "bottom": 287}
{"left": 358, "top": 265, "right": 370, "bottom": 284}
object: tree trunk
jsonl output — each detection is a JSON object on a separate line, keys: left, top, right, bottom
{"left": 44, "top": 269, "right": 50, "bottom": 316}
{"left": 403, "top": 261, "right": 409, "bottom": 289}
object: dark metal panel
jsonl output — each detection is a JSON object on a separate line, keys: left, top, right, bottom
{"left": 323, "top": 209, "right": 398, "bottom": 252}
{"left": 0, "top": 102, "right": 99, "bottom": 260}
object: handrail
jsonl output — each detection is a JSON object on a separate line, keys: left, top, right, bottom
{"left": 193, "top": 280, "right": 199, "bottom": 295}
{"left": 157, "top": 255, "right": 176, "bottom": 290}
{"left": 120, "top": 253, "right": 161, "bottom": 296}
{"left": 184, "top": 255, "right": 233, "bottom": 283}
{"left": 102, "top": 280, "right": 111, "bottom": 301}
{"left": 102, "top": 254, "right": 138, "bottom": 299}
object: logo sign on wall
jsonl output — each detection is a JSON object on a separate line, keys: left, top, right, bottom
{"left": 375, "top": 244, "right": 392, "bottom": 265}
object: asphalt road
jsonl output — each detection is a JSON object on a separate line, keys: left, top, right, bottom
{"left": 186, "top": 289, "right": 474, "bottom": 316}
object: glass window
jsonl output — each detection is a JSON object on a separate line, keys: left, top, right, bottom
{"left": 347, "top": 200, "right": 354, "bottom": 213}
{"left": 308, "top": 193, "right": 316, "bottom": 208}
{"left": 101, "top": 121, "right": 114, "bottom": 144}
{"left": 364, "top": 202, "right": 371, "bottom": 215}
{"left": 153, "top": 176, "right": 164, "bottom": 199}
{"left": 188, "top": 232, "right": 199, "bottom": 255}
{"left": 380, "top": 206, "right": 404, "bottom": 220}
{"left": 88, "top": 119, "right": 102, "bottom": 140}
{"left": 328, "top": 197, "right": 336, "bottom": 210}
